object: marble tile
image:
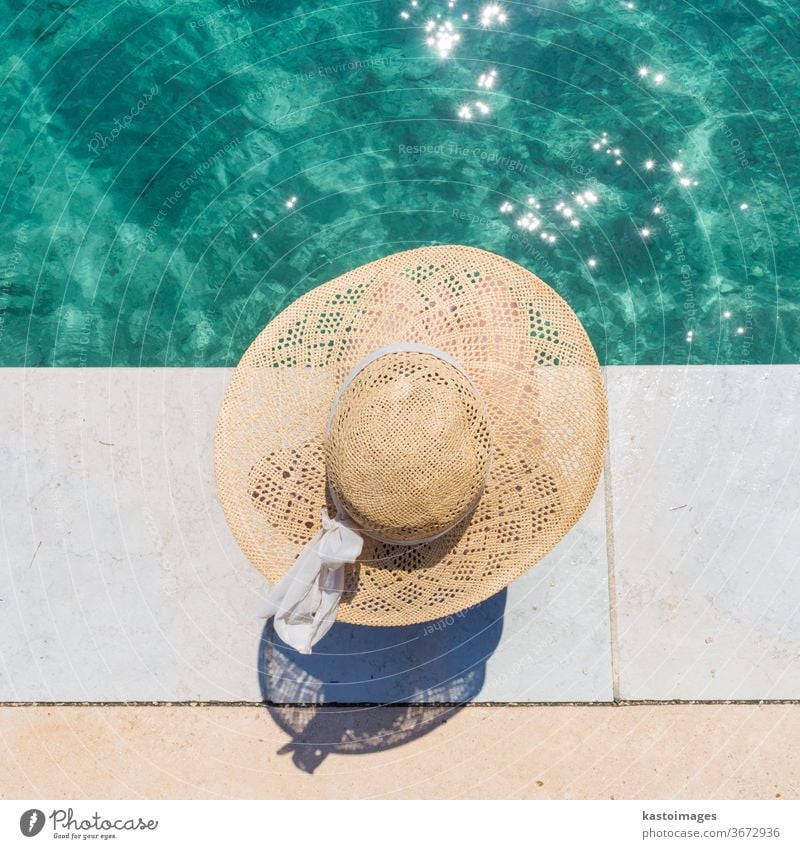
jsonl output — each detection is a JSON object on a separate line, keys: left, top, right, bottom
{"left": 608, "top": 365, "right": 800, "bottom": 699}
{"left": 0, "top": 369, "right": 612, "bottom": 704}
{"left": 0, "top": 368, "right": 265, "bottom": 702}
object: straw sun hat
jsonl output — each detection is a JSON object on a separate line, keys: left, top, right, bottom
{"left": 214, "top": 245, "right": 607, "bottom": 653}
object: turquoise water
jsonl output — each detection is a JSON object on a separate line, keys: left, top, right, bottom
{"left": 0, "top": 0, "right": 797, "bottom": 366}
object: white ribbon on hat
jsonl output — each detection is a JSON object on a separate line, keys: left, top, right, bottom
{"left": 253, "top": 510, "right": 364, "bottom": 654}
{"left": 253, "top": 342, "right": 487, "bottom": 654}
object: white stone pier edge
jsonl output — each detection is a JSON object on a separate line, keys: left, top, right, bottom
{"left": 0, "top": 366, "right": 798, "bottom": 703}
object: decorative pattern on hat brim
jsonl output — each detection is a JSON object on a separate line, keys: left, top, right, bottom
{"left": 214, "top": 245, "right": 608, "bottom": 626}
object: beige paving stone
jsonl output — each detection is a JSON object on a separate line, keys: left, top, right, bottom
{"left": 0, "top": 705, "right": 797, "bottom": 799}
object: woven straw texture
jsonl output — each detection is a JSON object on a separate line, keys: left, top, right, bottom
{"left": 326, "top": 351, "right": 492, "bottom": 543}
{"left": 215, "top": 245, "right": 607, "bottom": 626}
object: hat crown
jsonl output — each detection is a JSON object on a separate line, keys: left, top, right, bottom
{"left": 325, "top": 351, "right": 491, "bottom": 542}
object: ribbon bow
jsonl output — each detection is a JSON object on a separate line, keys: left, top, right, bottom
{"left": 253, "top": 511, "right": 364, "bottom": 654}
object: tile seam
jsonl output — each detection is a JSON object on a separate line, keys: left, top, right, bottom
{"left": 1, "top": 700, "right": 798, "bottom": 707}
{"left": 603, "top": 368, "right": 621, "bottom": 702}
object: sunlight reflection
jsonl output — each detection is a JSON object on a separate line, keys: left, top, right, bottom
{"left": 477, "top": 69, "right": 498, "bottom": 89}
{"left": 574, "top": 189, "right": 599, "bottom": 209}
{"left": 480, "top": 4, "right": 508, "bottom": 27}
{"left": 426, "top": 19, "right": 461, "bottom": 58}
{"left": 516, "top": 212, "right": 541, "bottom": 232}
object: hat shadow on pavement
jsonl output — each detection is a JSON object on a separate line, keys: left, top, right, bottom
{"left": 258, "top": 588, "right": 506, "bottom": 773}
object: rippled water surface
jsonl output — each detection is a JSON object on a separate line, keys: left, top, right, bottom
{"left": 0, "top": 0, "right": 797, "bottom": 365}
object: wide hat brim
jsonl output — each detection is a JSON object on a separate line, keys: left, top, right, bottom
{"left": 214, "top": 245, "right": 607, "bottom": 626}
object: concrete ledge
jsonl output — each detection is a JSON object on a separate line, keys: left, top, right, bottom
{"left": 0, "top": 369, "right": 611, "bottom": 704}
{"left": 2, "top": 366, "right": 799, "bottom": 703}
{"left": 608, "top": 366, "right": 800, "bottom": 700}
